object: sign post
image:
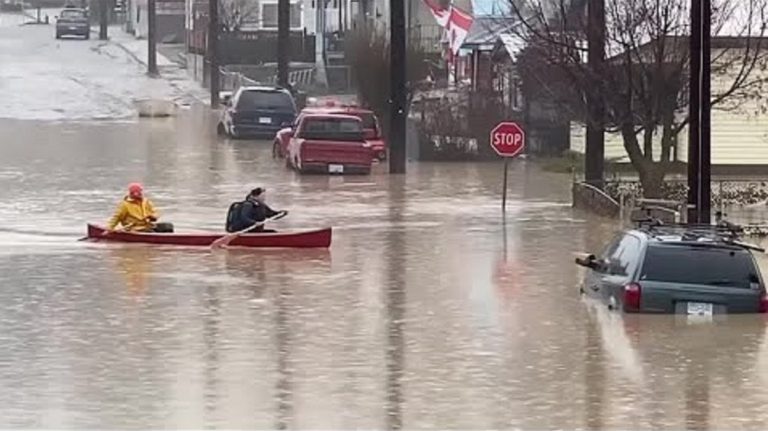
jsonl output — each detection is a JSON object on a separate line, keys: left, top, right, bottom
{"left": 490, "top": 121, "right": 526, "bottom": 212}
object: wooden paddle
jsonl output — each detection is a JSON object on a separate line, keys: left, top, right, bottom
{"left": 78, "top": 223, "right": 135, "bottom": 241}
{"left": 210, "top": 211, "right": 287, "bottom": 249}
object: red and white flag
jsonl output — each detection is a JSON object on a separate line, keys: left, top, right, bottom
{"left": 446, "top": 6, "right": 473, "bottom": 55}
{"left": 422, "top": 0, "right": 451, "bottom": 27}
{"left": 422, "top": 0, "right": 474, "bottom": 58}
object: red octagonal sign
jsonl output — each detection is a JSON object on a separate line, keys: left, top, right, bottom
{"left": 490, "top": 122, "right": 526, "bottom": 158}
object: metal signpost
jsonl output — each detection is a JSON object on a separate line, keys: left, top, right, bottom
{"left": 490, "top": 121, "right": 526, "bottom": 212}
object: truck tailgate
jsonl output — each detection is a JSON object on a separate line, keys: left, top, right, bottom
{"left": 301, "top": 141, "right": 373, "bottom": 165}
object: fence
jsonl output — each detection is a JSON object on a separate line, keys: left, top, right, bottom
{"left": 598, "top": 178, "right": 768, "bottom": 228}
{"left": 219, "top": 67, "right": 261, "bottom": 92}
{"left": 266, "top": 68, "right": 316, "bottom": 88}
{"left": 220, "top": 64, "right": 353, "bottom": 93}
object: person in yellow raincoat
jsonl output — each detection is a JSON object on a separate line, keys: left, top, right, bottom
{"left": 107, "top": 183, "right": 173, "bottom": 232}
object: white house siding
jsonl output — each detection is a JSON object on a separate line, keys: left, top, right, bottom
{"left": 569, "top": 49, "right": 768, "bottom": 166}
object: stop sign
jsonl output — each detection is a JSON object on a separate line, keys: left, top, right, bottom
{"left": 490, "top": 122, "right": 525, "bottom": 158}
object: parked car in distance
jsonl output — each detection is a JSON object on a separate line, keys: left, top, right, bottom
{"left": 55, "top": 7, "right": 90, "bottom": 39}
{"left": 217, "top": 86, "right": 297, "bottom": 139}
{"left": 273, "top": 101, "right": 387, "bottom": 160}
{"left": 286, "top": 114, "right": 374, "bottom": 175}
{"left": 576, "top": 222, "right": 768, "bottom": 315}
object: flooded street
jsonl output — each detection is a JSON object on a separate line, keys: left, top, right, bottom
{"left": 4, "top": 12, "right": 768, "bottom": 430}
{"left": 2, "top": 108, "right": 768, "bottom": 429}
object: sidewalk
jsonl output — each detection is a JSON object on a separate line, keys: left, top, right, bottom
{"left": 104, "top": 26, "right": 175, "bottom": 68}
{"left": 99, "top": 25, "right": 210, "bottom": 105}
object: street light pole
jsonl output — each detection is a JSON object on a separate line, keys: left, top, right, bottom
{"left": 147, "top": 0, "right": 158, "bottom": 76}
{"left": 208, "top": 0, "right": 220, "bottom": 106}
{"left": 389, "top": 0, "right": 406, "bottom": 174}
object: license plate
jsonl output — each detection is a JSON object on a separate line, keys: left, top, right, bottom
{"left": 328, "top": 164, "right": 344, "bottom": 173}
{"left": 259, "top": 117, "right": 271, "bottom": 124}
{"left": 69, "top": 26, "right": 78, "bottom": 30}
{"left": 686, "top": 302, "right": 713, "bottom": 316}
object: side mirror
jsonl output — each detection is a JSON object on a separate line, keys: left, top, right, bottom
{"left": 575, "top": 253, "right": 599, "bottom": 270}
{"left": 363, "top": 129, "right": 377, "bottom": 140}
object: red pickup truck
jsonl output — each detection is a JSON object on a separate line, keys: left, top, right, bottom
{"left": 286, "top": 114, "right": 375, "bottom": 175}
{"left": 274, "top": 104, "right": 387, "bottom": 161}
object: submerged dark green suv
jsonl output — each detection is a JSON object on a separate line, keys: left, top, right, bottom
{"left": 576, "top": 222, "right": 768, "bottom": 314}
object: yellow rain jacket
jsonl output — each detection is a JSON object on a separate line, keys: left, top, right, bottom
{"left": 107, "top": 196, "right": 158, "bottom": 232}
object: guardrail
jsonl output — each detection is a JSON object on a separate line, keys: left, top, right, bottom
{"left": 220, "top": 65, "right": 317, "bottom": 91}
{"left": 219, "top": 67, "right": 261, "bottom": 91}
{"left": 266, "top": 68, "right": 316, "bottom": 87}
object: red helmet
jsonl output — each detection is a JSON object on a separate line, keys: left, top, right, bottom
{"left": 128, "top": 182, "right": 143, "bottom": 196}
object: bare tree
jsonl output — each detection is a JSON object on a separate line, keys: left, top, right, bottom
{"left": 509, "top": 0, "right": 768, "bottom": 196}
{"left": 345, "top": 25, "right": 431, "bottom": 135}
{"left": 219, "top": 0, "right": 259, "bottom": 33}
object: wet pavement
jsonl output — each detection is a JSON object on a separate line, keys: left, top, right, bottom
{"left": 4, "top": 10, "right": 768, "bottom": 430}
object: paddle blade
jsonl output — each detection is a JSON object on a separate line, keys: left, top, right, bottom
{"left": 210, "top": 234, "right": 235, "bottom": 249}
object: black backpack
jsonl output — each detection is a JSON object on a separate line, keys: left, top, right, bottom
{"left": 225, "top": 200, "right": 247, "bottom": 232}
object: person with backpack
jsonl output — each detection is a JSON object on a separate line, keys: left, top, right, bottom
{"left": 226, "top": 188, "right": 287, "bottom": 233}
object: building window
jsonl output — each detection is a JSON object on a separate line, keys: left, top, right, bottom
{"left": 261, "top": 1, "right": 302, "bottom": 29}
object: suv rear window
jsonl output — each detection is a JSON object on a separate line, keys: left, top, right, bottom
{"left": 61, "top": 9, "right": 85, "bottom": 18}
{"left": 300, "top": 118, "right": 364, "bottom": 141}
{"left": 640, "top": 244, "right": 760, "bottom": 289}
{"left": 236, "top": 90, "right": 295, "bottom": 111}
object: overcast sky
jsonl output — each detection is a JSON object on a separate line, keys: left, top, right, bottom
{"left": 471, "top": 0, "right": 509, "bottom": 15}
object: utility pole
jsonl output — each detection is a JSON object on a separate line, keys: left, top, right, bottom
{"left": 687, "top": 0, "right": 712, "bottom": 223}
{"left": 314, "top": 0, "right": 328, "bottom": 87}
{"left": 208, "top": 0, "right": 220, "bottom": 106}
{"left": 389, "top": 0, "right": 406, "bottom": 173}
{"left": 99, "top": 0, "right": 108, "bottom": 39}
{"left": 277, "top": 0, "right": 290, "bottom": 87}
{"left": 585, "top": 0, "right": 605, "bottom": 188}
{"left": 147, "top": 0, "right": 158, "bottom": 75}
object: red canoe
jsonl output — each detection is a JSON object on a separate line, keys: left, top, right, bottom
{"left": 86, "top": 224, "right": 332, "bottom": 248}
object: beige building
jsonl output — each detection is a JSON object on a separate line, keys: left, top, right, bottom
{"left": 569, "top": 38, "right": 768, "bottom": 168}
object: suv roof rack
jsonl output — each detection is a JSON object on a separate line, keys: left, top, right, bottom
{"left": 633, "top": 216, "right": 765, "bottom": 253}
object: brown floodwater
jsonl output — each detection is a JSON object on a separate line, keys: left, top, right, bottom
{"left": 2, "top": 107, "right": 768, "bottom": 429}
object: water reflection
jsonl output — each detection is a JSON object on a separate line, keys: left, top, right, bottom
{"left": 202, "top": 279, "right": 220, "bottom": 429}
{"left": 584, "top": 297, "right": 768, "bottom": 428}
{"left": 385, "top": 177, "right": 406, "bottom": 430}
{"left": 275, "top": 258, "right": 293, "bottom": 430}
{"left": 109, "top": 246, "right": 154, "bottom": 300}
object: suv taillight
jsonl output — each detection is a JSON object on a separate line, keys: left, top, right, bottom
{"left": 759, "top": 293, "right": 768, "bottom": 313}
{"left": 623, "top": 283, "right": 642, "bottom": 312}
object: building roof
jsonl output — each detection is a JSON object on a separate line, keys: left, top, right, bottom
{"left": 462, "top": 15, "right": 518, "bottom": 48}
